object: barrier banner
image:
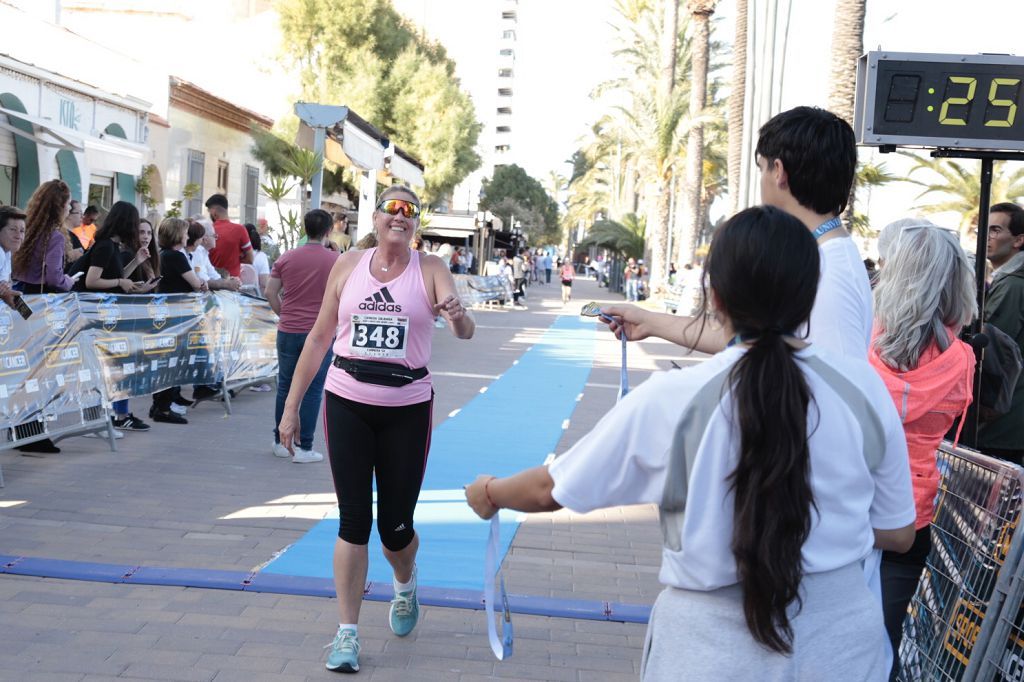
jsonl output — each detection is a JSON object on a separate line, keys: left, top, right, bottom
{"left": 0, "top": 294, "right": 106, "bottom": 428}
{"left": 76, "top": 292, "right": 220, "bottom": 401}
{"left": 899, "top": 445, "right": 1024, "bottom": 681}
{"left": 454, "top": 274, "right": 513, "bottom": 306}
{"left": 218, "top": 293, "right": 279, "bottom": 385}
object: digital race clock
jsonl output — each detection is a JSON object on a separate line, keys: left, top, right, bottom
{"left": 854, "top": 51, "right": 1024, "bottom": 151}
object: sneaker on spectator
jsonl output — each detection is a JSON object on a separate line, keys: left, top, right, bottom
{"left": 249, "top": 383, "right": 273, "bottom": 392}
{"left": 151, "top": 409, "right": 188, "bottom": 425}
{"left": 169, "top": 403, "right": 188, "bottom": 416}
{"left": 324, "top": 627, "right": 360, "bottom": 673}
{"left": 191, "top": 385, "right": 221, "bottom": 402}
{"left": 292, "top": 448, "right": 323, "bottom": 463}
{"left": 112, "top": 414, "right": 151, "bottom": 431}
{"left": 272, "top": 442, "right": 291, "bottom": 458}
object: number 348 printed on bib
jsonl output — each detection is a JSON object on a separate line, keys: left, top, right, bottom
{"left": 349, "top": 313, "right": 408, "bottom": 359}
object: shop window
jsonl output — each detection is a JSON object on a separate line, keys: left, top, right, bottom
{"left": 186, "top": 149, "right": 205, "bottom": 218}
{"left": 496, "top": 126, "right": 511, "bottom": 133}
{"left": 502, "top": 30, "right": 515, "bottom": 40}
{"left": 0, "top": 165, "right": 15, "bottom": 206}
{"left": 88, "top": 177, "right": 113, "bottom": 214}
{"left": 243, "top": 165, "right": 259, "bottom": 225}
{"left": 217, "top": 160, "right": 229, "bottom": 195}
{"left": 498, "top": 68, "right": 513, "bottom": 79}
{"left": 498, "top": 88, "right": 512, "bottom": 97}
{"left": 497, "top": 107, "right": 512, "bottom": 115}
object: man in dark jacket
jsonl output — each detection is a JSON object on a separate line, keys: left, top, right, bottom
{"left": 979, "top": 202, "right": 1024, "bottom": 463}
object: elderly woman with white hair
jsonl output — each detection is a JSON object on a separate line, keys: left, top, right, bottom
{"left": 869, "top": 221, "right": 977, "bottom": 679}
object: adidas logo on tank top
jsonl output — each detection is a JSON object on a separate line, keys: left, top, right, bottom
{"left": 358, "top": 286, "right": 403, "bottom": 313}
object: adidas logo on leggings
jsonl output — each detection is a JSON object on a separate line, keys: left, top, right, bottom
{"left": 359, "top": 287, "right": 403, "bottom": 313}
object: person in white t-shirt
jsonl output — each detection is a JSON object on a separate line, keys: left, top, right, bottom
{"left": 603, "top": 106, "right": 872, "bottom": 360}
{"left": 186, "top": 220, "right": 240, "bottom": 292}
{"left": 466, "top": 206, "right": 915, "bottom": 680}
{"left": 246, "top": 223, "right": 271, "bottom": 292}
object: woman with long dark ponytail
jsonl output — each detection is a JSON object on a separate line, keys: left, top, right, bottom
{"left": 466, "top": 206, "right": 915, "bottom": 679}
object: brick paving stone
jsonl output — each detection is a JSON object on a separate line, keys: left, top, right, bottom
{"left": 0, "top": 279, "right": 676, "bottom": 681}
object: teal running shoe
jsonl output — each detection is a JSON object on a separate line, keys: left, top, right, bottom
{"left": 325, "top": 627, "right": 360, "bottom": 673}
{"left": 389, "top": 574, "right": 420, "bottom": 637}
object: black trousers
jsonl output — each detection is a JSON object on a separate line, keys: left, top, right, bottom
{"left": 324, "top": 390, "right": 433, "bottom": 551}
{"left": 881, "top": 526, "right": 931, "bottom": 681}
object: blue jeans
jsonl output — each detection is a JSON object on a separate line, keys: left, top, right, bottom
{"left": 626, "top": 279, "right": 639, "bottom": 302}
{"left": 274, "top": 331, "right": 332, "bottom": 451}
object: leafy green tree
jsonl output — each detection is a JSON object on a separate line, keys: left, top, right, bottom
{"left": 276, "top": 0, "right": 481, "bottom": 203}
{"left": 480, "top": 164, "right": 562, "bottom": 245}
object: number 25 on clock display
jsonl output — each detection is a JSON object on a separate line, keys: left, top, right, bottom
{"left": 855, "top": 52, "right": 1024, "bottom": 151}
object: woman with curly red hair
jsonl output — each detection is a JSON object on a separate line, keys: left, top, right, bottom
{"left": 12, "top": 180, "right": 77, "bottom": 293}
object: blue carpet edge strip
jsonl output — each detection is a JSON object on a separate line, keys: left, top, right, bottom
{"left": 0, "top": 554, "right": 650, "bottom": 624}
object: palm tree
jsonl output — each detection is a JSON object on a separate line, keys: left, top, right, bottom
{"left": 849, "top": 160, "right": 899, "bottom": 237}
{"left": 679, "top": 0, "right": 717, "bottom": 274}
{"left": 726, "top": 0, "right": 748, "bottom": 216}
{"left": 578, "top": 213, "right": 646, "bottom": 261}
{"left": 902, "top": 153, "right": 1024, "bottom": 234}
{"left": 827, "top": 0, "right": 866, "bottom": 229}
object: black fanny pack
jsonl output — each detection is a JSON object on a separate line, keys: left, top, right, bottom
{"left": 333, "top": 356, "right": 428, "bottom": 387}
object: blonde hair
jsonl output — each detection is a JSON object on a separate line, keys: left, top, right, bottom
{"left": 158, "top": 217, "right": 189, "bottom": 250}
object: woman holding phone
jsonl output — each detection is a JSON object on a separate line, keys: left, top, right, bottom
{"left": 77, "top": 201, "right": 155, "bottom": 432}
{"left": 466, "top": 206, "right": 916, "bottom": 680}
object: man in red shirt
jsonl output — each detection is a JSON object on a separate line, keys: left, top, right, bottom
{"left": 205, "top": 193, "right": 253, "bottom": 276}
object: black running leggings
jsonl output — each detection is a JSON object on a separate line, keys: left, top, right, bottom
{"left": 324, "top": 390, "right": 433, "bottom": 551}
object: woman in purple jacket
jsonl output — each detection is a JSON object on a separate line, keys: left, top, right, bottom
{"left": 12, "top": 180, "right": 76, "bottom": 293}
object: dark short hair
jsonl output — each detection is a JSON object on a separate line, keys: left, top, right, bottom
{"left": 204, "top": 193, "right": 229, "bottom": 210}
{"left": 756, "top": 106, "right": 857, "bottom": 216}
{"left": 83, "top": 205, "right": 100, "bottom": 216}
{"left": 991, "top": 202, "right": 1024, "bottom": 247}
{"left": 304, "top": 209, "right": 332, "bottom": 240}
{"left": 245, "top": 223, "right": 261, "bottom": 252}
{"left": 0, "top": 205, "right": 27, "bottom": 230}
{"left": 186, "top": 221, "right": 205, "bottom": 247}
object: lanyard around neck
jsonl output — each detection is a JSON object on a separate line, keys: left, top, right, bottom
{"left": 812, "top": 217, "right": 843, "bottom": 240}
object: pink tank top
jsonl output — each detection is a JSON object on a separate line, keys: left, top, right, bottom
{"left": 325, "top": 247, "right": 434, "bottom": 406}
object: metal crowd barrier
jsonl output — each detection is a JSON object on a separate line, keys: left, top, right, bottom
{"left": 0, "top": 292, "right": 279, "bottom": 485}
{"left": 898, "top": 442, "right": 1024, "bottom": 681}
{"left": 453, "top": 274, "right": 513, "bottom": 309}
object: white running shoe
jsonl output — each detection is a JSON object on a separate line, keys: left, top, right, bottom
{"left": 272, "top": 442, "right": 291, "bottom": 458}
{"left": 169, "top": 403, "right": 187, "bottom": 416}
{"left": 292, "top": 448, "right": 324, "bottom": 463}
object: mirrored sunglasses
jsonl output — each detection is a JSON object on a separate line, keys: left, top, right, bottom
{"left": 377, "top": 199, "right": 421, "bottom": 219}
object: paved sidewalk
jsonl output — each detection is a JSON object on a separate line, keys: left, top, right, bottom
{"left": 0, "top": 276, "right": 694, "bottom": 680}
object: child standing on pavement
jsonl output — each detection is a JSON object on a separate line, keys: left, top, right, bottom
{"left": 466, "top": 206, "right": 915, "bottom": 680}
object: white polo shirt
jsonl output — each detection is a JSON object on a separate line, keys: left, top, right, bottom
{"left": 548, "top": 344, "right": 914, "bottom": 592}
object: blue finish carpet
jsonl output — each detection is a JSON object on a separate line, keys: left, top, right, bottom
{"left": 262, "top": 315, "right": 597, "bottom": 589}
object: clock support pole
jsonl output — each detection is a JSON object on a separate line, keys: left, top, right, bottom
{"left": 924, "top": 148, "right": 1024, "bottom": 447}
